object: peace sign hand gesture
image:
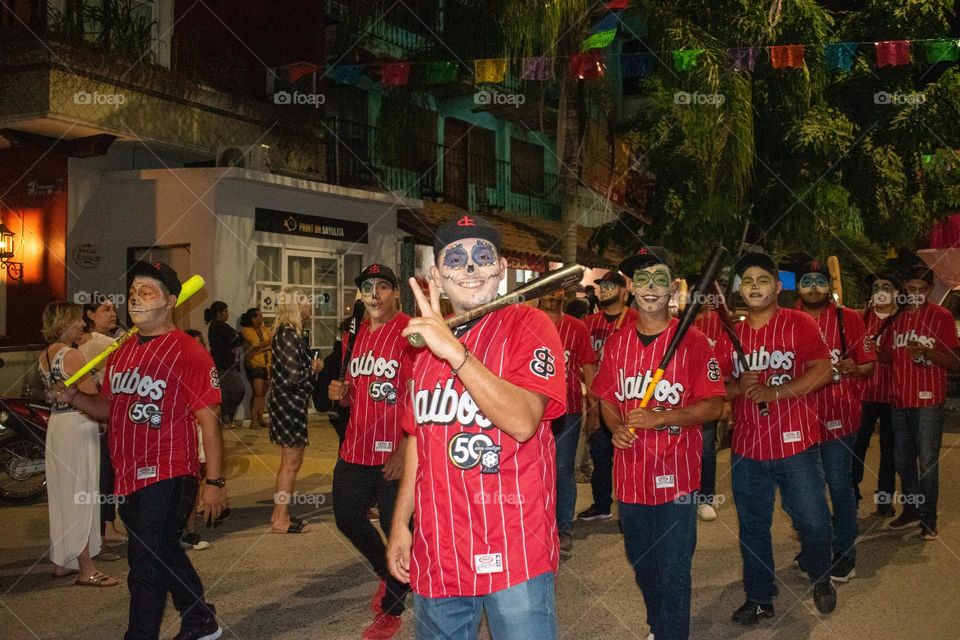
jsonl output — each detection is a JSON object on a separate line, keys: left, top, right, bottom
{"left": 402, "top": 277, "right": 466, "bottom": 365}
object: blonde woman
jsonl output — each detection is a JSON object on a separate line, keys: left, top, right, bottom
{"left": 268, "top": 289, "right": 322, "bottom": 533}
{"left": 38, "top": 301, "right": 118, "bottom": 587}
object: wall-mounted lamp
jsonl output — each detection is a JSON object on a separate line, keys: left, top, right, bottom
{"left": 0, "top": 222, "right": 24, "bottom": 284}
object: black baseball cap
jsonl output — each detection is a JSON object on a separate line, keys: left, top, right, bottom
{"left": 792, "top": 255, "right": 829, "bottom": 278}
{"left": 433, "top": 213, "right": 502, "bottom": 256}
{"left": 903, "top": 263, "right": 934, "bottom": 285}
{"left": 735, "top": 251, "right": 778, "bottom": 278}
{"left": 594, "top": 270, "right": 627, "bottom": 287}
{"left": 355, "top": 263, "right": 399, "bottom": 289}
{"left": 865, "top": 270, "right": 904, "bottom": 292}
{"left": 128, "top": 260, "right": 182, "bottom": 297}
{"left": 618, "top": 246, "right": 676, "bottom": 279}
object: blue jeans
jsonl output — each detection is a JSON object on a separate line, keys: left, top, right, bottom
{"left": 820, "top": 434, "right": 858, "bottom": 561}
{"left": 732, "top": 447, "right": 833, "bottom": 603}
{"left": 413, "top": 572, "right": 556, "bottom": 640}
{"left": 588, "top": 419, "right": 614, "bottom": 512}
{"left": 553, "top": 414, "right": 582, "bottom": 534}
{"left": 892, "top": 406, "right": 943, "bottom": 528}
{"left": 620, "top": 498, "right": 697, "bottom": 640}
{"left": 701, "top": 422, "right": 717, "bottom": 501}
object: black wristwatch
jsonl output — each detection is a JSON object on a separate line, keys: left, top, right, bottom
{"left": 205, "top": 477, "right": 226, "bottom": 488}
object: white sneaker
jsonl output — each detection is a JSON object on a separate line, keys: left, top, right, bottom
{"left": 647, "top": 634, "right": 654, "bottom": 640}
{"left": 698, "top": 504, "right": 717, "bottom": 522}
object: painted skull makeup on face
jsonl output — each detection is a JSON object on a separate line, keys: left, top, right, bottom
{"left": 632, "top": 268, "right": 672, "bottom": 290}
{"left": 441, "top": 244, "right": 468, "bottom": 269}
{"left": 436, "top": 238, "right": 504, "bottom": 312}
{"left": 798, "top": 273, "right": 829, "bottom": 290}
{"left": 128, "top": 277, "right": 169, "bottom": 321}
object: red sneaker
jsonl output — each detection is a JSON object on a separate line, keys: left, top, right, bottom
{"left": 361, "top": 613, "right": 402, "bottom": 640}
{"left": 370, "top": 578, "right": 386, "bottom": 615}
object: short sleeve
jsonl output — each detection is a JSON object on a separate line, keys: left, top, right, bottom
{"left": 844, "top": 310, "right": 876, "bottom": 364}
{"left": 504, "top": 308, "right": 568, "bottom": 420}
{"left": 402, "top": 378, "right": 417, "bottom": 436}
{"left": 183, "top": 340, "right": 222, "bottom": 410}
{"left": 590, "top": 335, "right": 620, "bottom": 404}
{"left": 936, "top": 307, "right": 959, "bottom": 350}
{"left": 795, "top": 312, "right": 831, "bottom": 363}
{"left": 574, "top": 321, "right": 596, "bottom": 367}
{"left": 685, "top": 330, "right": 727, "bottom": 403}
{"left": 714, "top": 330, "right": 735, "bottom": 378}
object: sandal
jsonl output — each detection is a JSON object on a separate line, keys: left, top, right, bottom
{"left": 52, "top": 568, "right": 79, "bottom": 579}
{"left": 75, "top": 571, "right": 119, "bottom": 588}
{"left": 271, "top": 518, "right": 309, "bottom": 534}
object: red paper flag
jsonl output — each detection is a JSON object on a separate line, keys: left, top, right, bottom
{"left": 380, "top": 62, "right": 411, "bottom": 86}
{"left": 769, "top": 44, "right": 805, "bottom": 69}
{"left": 606, "top": 0, "right": 629, "bottom": 8}
{"left": 875, "top": 40, "right": 911, "bottom": 68}
{"left": 569, "top": 52, "right": 605, "bottom": 79}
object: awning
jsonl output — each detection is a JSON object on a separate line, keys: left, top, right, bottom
{"left": 398, "top": 201, "right": 628, "bottom": 270}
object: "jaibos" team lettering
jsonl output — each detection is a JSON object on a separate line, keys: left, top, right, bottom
{"left": 614, "top": 369, "right": 684, "bottom": 404}
{"left": 414, "top": 379, "right": 492, "bottom": 428}
{"left": 349, "top": 350, "right": 400, "bottom": 379}
{"left": 110, "top": 367, "right": 166, "bottom": 400}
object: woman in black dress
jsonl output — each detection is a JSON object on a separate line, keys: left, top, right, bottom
{"left": 268, "top": 289, "right": 322, "bottom": 533}
{"left": 205, "top": 301, "right": 245, "bottom": 428}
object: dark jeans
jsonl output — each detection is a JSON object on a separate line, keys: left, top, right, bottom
{"left": 820, "top": 434, "right": 859, "bottom": 561}
{"left": 117, "top": 476, "right": 215, "bottom": 640}
{"left": 553, "top": 413, "right": 581, "bottom": 534}
{"left": 731, "top": 447, "right": 833, "bottom": 603}
{"left": 332, "top": 459, "right": 409, "bottom": 615}
{"left": 620, "top": 498, "right": 697, "bottom": 640}
{"left": 852, "top": 402, "right": 896, "bottom": 505}
{"left": 588, "top": 419, "right": 614, "bottom": 513}
{"left": 892, "top": 406, "right": 944, "bottom": 529}
{"left": 99, "top": 432, "right": 116, "bottom": 533}
{"left": 218, "top": 369, "right": 245, "bottom": 423}
{"left": 701, "top": 422, "right": 717, "bottom": 501}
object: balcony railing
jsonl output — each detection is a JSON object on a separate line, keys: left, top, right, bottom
{"left": 324, "top": 118, "right": 560, "bottom": 221}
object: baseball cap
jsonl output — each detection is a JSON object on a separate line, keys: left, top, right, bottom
{"left": 128, "top": 260, "right": 182, "bottom": 297}
{"left": 903, "top": 263, "right": 934, "bottom": 285}
{"left": 864, "top": 270, "right": 903, "bottom": 292}
{"left": 735, "top": 251, "right": 778, "bottom": 277}
{"left": 355, "top": 263, "right": 399, "bottom": 289}
{"left": 433, "top": 213, "right": 502, "bottom": 256}
{"left": 618, "top": 246, "right": 676, "bottom": 279}
{"left": 594, "top": 270, "right": 627, "bottom": 287}
{"left": 792, "top": 255, "right": 829, "bottom": 278}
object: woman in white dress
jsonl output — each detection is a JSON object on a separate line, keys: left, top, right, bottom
{"left": 38, "top": 301, "right": 118, "bottom": 587}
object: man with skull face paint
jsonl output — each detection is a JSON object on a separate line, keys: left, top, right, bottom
{"left": 591, "top": 247, "right": 725, "bottom": 640}
{"left": 793, "top": 257, "right": 875, "bottom": 583}
{"left": 387, "top": 214, "right": 566, "bottom": 639}
{"left": 580, "top": 271, "right": 638, "bottom": 522}
{"left": 713, "top": 252, "right": 837, "bottom": 624}
{"left": 328, "top": 263, "right": 414, "bottom": 640}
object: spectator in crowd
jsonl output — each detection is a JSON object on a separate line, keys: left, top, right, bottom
{"left": 240, "top": 308, "right": 273, "bottom": 429}
{"left": 205, "top": 301, "right": 246, "bottom": 428}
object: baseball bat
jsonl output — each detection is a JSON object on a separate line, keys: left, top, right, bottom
{"left": 636, "top": 246, "right": 728, "bottom": 412}
{"left": 827, "top": 256, "right": 848, "bottom": 355}
{"left": 407, "top": 264, "right": 585, "bottom": 347}
{"left": 339, "top": 298, "right": 366, "bottom": 381}
{"left": 64, "top": 275, "right": 206, "bottom": 386}
{"left": 711, "top": 281, "right": 769, "bottom": 416}
{"left": 677, "top": 279, "right": 688, "bottom": 314}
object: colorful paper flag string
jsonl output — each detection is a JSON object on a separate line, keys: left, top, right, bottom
{"left": 673, "top": 49, "right": 704, "bottom": 72}
{"left": 474, "top": 58, "right": 507, "bottom": 83}
{"left": 425, "top": 61, "right": 458, "bottom": 84}
{"left": 729, "top": 47, "right": 756, "bottom": 72}
{"left": 875, "top": 40, "right": 911, "bottom": 68}
{"left": 327, "top": 64, "right": 363, "bottom": 84}
{"left": 582, "top": 28, "right": 618, "bottom": 51}
{"left": 770, "top": 44, "right": 804, "bottom": 69}
{"left": 592, "top": 10, "right": 623, "bottom": 33}
{"left": 570, "top": 52, "right": 606, "bottom": 79}
{"left": 622, "top": 52, "right": 655, "bottom": 78}
{"left": 522, "top": 56, "right": 553, "bottom": 81}
{"left": 380, "top": 62, "right": 411, "bottom": 86}
{"left": 924, "top": 38, "right": 959, "bottom": 64}
{"left": 824, "top": 43, "right": 857, "bottom": 72}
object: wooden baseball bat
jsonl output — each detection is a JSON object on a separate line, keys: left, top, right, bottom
{"left": 827, "top": 255, "right": 848, "bottom": 354}
{"left": 64, "top": 275, "right": 206, "bottom": 386}
{"left": 711, "top": 281, "right": 769, "bottom": 416}
{"left": 407, "top": 264, "right": 585, "bottom": 347}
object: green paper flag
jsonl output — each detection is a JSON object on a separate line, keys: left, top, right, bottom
{"left": 426, "top": 61, "right": 458, "bottom": 84}
{"left": 673, "top": 49, "right": 705, "bottom": 71}
{"left": 582, "top": 28, "right": 617, "bottom": 51}
{"left": 924, "top": 39, "right": 959, "bottom": 64}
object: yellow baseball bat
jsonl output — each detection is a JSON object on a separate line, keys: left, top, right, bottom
{"left": 64, "top": 275, "right": 206, "bottom": 386}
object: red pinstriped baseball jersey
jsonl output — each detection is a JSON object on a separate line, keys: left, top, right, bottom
{"left": 592, "top": 319, "right": 725, "bottom": 505}
{"left": 715, "top": 307, "right": 830, "bottom": 460}
{"left": 693, "top": 309, "right": 725, "bottom": 349}
{"left": 861, "top": 309, "right": 894, "bottom": 403}
{"left": 403, "top": 304, "right": 566, "bottom": 597}
{"left": 553, "top": 313, "right": 595, "bottom": 414}
{"left": 340, "top": 313, "right": 415, "bottom": 466}
{"left": 103, "top": 330, "right": 221, "bottom": 496}
{"left": 584, "top": 308, "right": 639, "bottom": 356}
{"left": 803, "top": 304, "right": 875, "bottom": 440}
{"left": 884, "top": 303, "right": 959, "bottom": 408}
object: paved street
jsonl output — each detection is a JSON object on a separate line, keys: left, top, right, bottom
{"left": 2, "top": 420, "right": 960, "bottom": 640}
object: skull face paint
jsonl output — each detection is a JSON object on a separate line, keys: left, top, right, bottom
{"left": 631, "top": 265, "right": 673, "bottom": 315}
{"left": 128, "top": 277, "right": 169, "bottom": 324}
{"left": 435, "top": 238, "right": 504, "bottom": 312}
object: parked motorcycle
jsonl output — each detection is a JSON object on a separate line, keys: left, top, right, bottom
{"left": 0, "top": 396, "right": 49, "bottom": 504}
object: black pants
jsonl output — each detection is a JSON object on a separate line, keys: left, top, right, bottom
{"left": 332, "top": 459, "right": 409, "bottom": 615}
{"left": 588, "top": 418, "right": 614, "bottom": 512}
{"left": 852, "top": 401, "right": 896, "bottom": 504}
{"left": 118, "top": 476, "right": 215, "bottom": 640}
{"left": 218, "top": 369, "right": 245, "bottom": 423}
{"left": 99, "top": 433, "right": 116, "bottom": 533}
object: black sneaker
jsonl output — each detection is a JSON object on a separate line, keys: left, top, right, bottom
{"left": 888, "top": 512, "right": 921, "bottom": 530}
{"left": 873, "top": 504, "right": 896, "bottom": 518}
{"left": 577, "top": 505, "right": 612, "bottom": 521}
{"left": 174, "top": 608, "right": 222, "bottom": 640}
{"left": 813, "top": 580, "right": 837, "bottom": 614}
{"left": 731, "top": 601, "right": 775, "bottom": 625}
{"left": 830, "top": 556, "right": 856, "bottom": 583}
{"left": 559, "top": 531, "right": 573, "bottom": 555}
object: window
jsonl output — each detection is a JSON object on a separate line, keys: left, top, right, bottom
{"left": 468, "top": 128, "right": 496, "bottom": 189}
{"left": 511, "top": 138, "right": 545, "bottom": 195}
